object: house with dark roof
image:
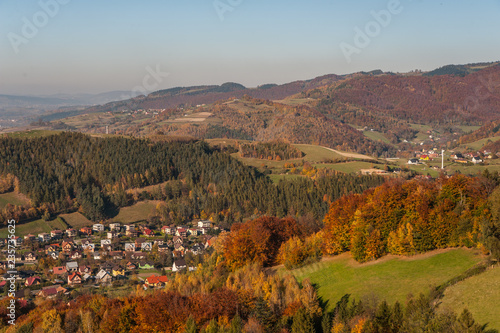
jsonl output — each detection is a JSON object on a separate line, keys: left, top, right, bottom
{"left": 172, "top": 259, "right": 187, "bottom": 272}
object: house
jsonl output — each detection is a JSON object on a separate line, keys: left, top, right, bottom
{"left": 174, "top": 243, "right": 185, "bottom": 253}
{"left": 50, "top": 230, "right": 63, "bottom": 239}
{"left": 126, "top": 262, "right": 137, "bottom": 270}
{"left": 66, "top": 229, "right": 77, "bottom": 237}
{"left": 47, "top": 251, "right": 59, "bottom": 259}
{"left": 61, "top": 240, "right": 75, "bottom": 253}
{"left": 124, "top": 243, "right": 136, "bottom": 252}
{"left": 24, "top": 234, "right": 36, "bottom": 242}
{"left": 452, "top": 153, "right": 464, "bottom": 160}
{"left": 107, "top": 231, "right": 119, "bottom": 239}
{"left": 80, "top": 227, "right": 92, "bottom": 236}
{"left": 158, "top": 244, "right": 170, "bottom": 253}
{"left": 38, "top": 233, "right": 51, "bottom": 242}
{"left": 175, "top": 228, "right": 187, "bottom": 237}
{"left": 92, "top": 224, "right": 105, "bottom": 232}
{"left": 125, "top": 225, "right": 137, "bottom": 236}
{"left": 145, "top": 275, "right": 169, "bottom": 287}
{"left": 407, "top": 158, "right": 420, "bottom": 165}
{"left": 172, "top": 259, "right": 187, "bottom": 272}
{"left": 141, "top": 242, "right": 153, "bottom": 252}
{"left": 100, "top": 262, "right": 114, "bottom": 273}
{"left": 161, "top": 226, "right": 175, "bottom": 235}
{"left": 190, "top": 243, "right": 204, "bottom": 255}
{"left": 109, "top": 251, "right": 124, "bottom": 260}
{"left": 138, "top": 261, "right": 155, "bottom": 270}
{"left": 53, "top": 266, "right": 67, "bottom": 275}
{"left": 109, "top": 223, "right": 121, "bottom": 231}
{"left": 93, "top": 253, "right": 102, "bottom": 260}
{"left": 112, "top": 265, "right": 125, "bottom": 277}
{"left": 131, "top": 252, "right": 146, "bottom": 260}
{"left": 38, "top": 285, "right": 67, "bottom": 299}
{"left": 135, "top": 238, "right": 146, "bottom": 248}
{"left": 198, "top": 220, "right": 212, "bottom": 228}
{"left": 25, "top": 276, "right": 41, "bottom": 287}
{"left": 173, "top": 236, "right": 183, "bottom": 245}
{"left": 205, "top": 236, "right": 217, "bottom": 249}
{"left": 24, "top": 252, "right": 37, "bottom": 263}
{"left": 66, "top": 261, "right": 79, "bottom": 272}
{"left": 45, "top": 244, "right": 61, "bottom": 254}
{"left": 96, "top": 269, "right": 112, "bottom": 283}
{"left": 188, "top": 228, "right": 199, "bottom": 236}
{"left": 70, "top": 250, "right": 83, "bottom": 260}
{"left": 419, "top": 155, "right": 430, "bottom": 161}
{"left": 79, "top": 265, "right": 92, "bottom": 275}
{"left": 143, "top": 228, "right": 154, "bottom": 237}
{"left": 81, "top": 243, "right": 95, "bottom": 252}
{"left": 68, "top": 272, "right": 82, "bottom": 285}
{"left": 472, "top": 156, "right": 483, "bottom": 164}
{"left": 101, "top": 239, "right": 112, "bottom": 247}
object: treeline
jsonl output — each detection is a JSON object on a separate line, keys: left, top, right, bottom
{"left": 152, "top": 173, "right": 385, "bottom": 228}
{"left": 0, "top": 132, "right": 386, "bottom": 224}
{"left": 459, "top": 120, "right": 500, "bottom": 145}
{"left": 322, "top": 174, "right": 500, "bottom": 262}
{"left": 238, "top": 140, "right": 304, "bottom": 161}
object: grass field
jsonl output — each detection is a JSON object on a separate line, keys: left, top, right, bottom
{"left": 5, "top": 130, "right": 61, "bottom": 138}
{"left": 315, "top": 161, "right": 379, "bottom": 174}
{"left": 440, "top": 265, "right": 500, "bottom": 331}
{"left": 283, "top": 249, "right": 482, "bottom": 309}
{"left": 110, "top": 201, "right": 160, "bottom": 224}
{"left": 268, "top": 174, "right": 305, "bottom": 183}
{"left": 363, "top": 130, "right": 393, "bottom": 145}
{"left": 293, "top": 144, "right": 346, "bottom": 162}
{"left": 461, "top": 136, "right": 500, "bottom": 150}
{"left": 0, "top": 192, "right": 30, "bottom": 209}
{"left": 59, "top": 212, "right": 93, "bottom": 229}
{"left": 0, "top": 218, "right": 67, "bottom": 238}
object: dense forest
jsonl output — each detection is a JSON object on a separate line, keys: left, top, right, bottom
{"left": 238, "top": 141, "right": 304, "bottom": 161}
{"left": 0, "top": 132, "right": 385, "bottom": 225}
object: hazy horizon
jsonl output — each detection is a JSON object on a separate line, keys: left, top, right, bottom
{"left": 1, "top": 0, "right": 500, "bottom": 95}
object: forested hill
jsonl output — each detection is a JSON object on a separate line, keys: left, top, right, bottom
{"left": 0, "top": 132, "right": 385, "bottom": 225}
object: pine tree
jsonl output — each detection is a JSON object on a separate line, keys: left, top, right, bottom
{"left": 184, "top": 315, "right": 197, "bottom": 333}
{"left": 291, "top": 307, "right": 316, "bottom": 333}
{"left": 229, "top": 314, "right": 243, "bottom": 333}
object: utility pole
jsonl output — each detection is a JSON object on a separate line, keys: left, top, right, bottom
{"left": 441, "top": 149, "right": 445, "bottom": 169}
{"left": 106, "top": 125, "right": 109, "bottom": 135}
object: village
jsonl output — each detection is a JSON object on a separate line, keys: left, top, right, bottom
{"left": 0, "top": 219, "right": 220, "bottom": 301}
{"left": 407, "top": 148, "right": 497, "bottom": 166}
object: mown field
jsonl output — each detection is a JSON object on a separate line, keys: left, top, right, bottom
{"left": 440, "top": 265, "right": 500, "bottom": 331}
{"left": 283, "top": 249, "right": 482, "bottom": 309}
{"left": 110, "top": 200, "right": 160, "bottom": 224}
{"left": 59, "top": 212, "right": 93, "bottom": 229}
{"left": 0, "top": 192, "right": 30, "bottom": 209}
{"left": 0, "top": 218, "right": 67, "bottom": 238}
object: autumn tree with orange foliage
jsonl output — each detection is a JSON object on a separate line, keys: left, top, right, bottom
{"left": 223, "top": 216, "right": 304, "bottom": 269}
{"left": 322, "top": 175, "right": 494, "bottom": 262}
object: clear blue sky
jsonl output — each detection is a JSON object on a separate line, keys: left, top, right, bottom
{"left": 1, "top": 0, "right": 499, "bottom": 95}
